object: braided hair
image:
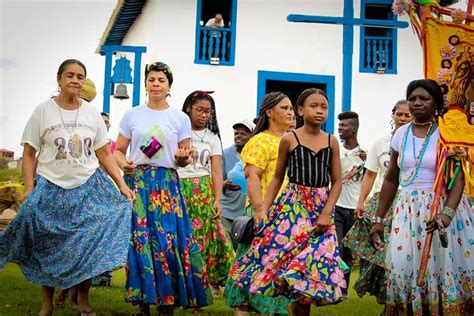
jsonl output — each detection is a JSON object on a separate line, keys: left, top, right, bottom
{"left": 253, "top": 91, "right": 289, "bottom": 136}
{"left": 182, "top": 90, "right": 221, "bottom": 138}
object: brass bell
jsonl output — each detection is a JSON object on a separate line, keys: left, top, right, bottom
{"left": 113, "top": 82, "right": 129, "bottom": 100}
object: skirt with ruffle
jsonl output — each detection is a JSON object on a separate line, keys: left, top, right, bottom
{"left": 180, "top": 175, "right": 235, "bottom": 286}
{"left": 229, "top": 183, "right": 346, "bottom": 306}
{"left": 223, "top": 205, "right": 291, "bottom": 315}
{"left": 385, "top": 190, "right": 473, "bottom": 315}
{"left": 0, "top": 168, "right": 132, "bottom": 289}
{"left": 124, "top": 166, "right": 211, "bottom": 307}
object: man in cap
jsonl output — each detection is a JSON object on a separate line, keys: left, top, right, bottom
{"left": 220, "top": 119, "right": 254, "bottom": 249}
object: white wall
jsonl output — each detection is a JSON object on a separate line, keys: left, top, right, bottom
{"left": 108, "top": 0, "right": 345, "bottom": 148}
{"left": 107, "top": 0, "right": 426, "bottom": 151}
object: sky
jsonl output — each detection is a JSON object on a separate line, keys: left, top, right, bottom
{"left": 1, "top": 0, "right": 117, "bottom": 157}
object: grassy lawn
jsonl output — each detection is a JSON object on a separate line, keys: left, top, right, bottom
{"left": 0, "top": 264, "right": 384, "bottom": 315}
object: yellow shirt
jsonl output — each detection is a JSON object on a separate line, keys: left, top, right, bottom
{"left": 241, "top": 131, "right": 286, "bottom": 205}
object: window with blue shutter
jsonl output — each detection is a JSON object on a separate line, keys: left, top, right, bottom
{"left": 360, "top": 0, "right": 398, "bottom": 74}
{"left": 195, "top": 0, "right": 237, "bottom": 66}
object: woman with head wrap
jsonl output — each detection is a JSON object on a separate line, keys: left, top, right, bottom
{"left": 114, "top": 62, "right": 211, "bottom": 316}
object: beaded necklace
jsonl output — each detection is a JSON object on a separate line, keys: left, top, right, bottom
{"left": 398, "top": 121, "right": 435, "bottom": 187}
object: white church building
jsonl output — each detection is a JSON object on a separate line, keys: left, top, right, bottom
{"left": 96, "top": 0, "right": 427, "bottom": 147}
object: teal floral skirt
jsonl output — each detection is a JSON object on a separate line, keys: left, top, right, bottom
{"left": 180, "top": 176, "right": 235, "bottom": 286}
{"left": 226, "top": 183, "right": 346, "bottom": 310}
{"left": 124, "top": 166, "right": 212, "bottom": 307}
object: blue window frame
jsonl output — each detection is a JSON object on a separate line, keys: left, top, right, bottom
{"left": 359, "top": 0, "right": 398, "bottom": 74}
{"left": 195, "top": 0, "right": 237, "bottom": 66}
{"left": 257, "top": 71, "right": 336, "bottom": 134}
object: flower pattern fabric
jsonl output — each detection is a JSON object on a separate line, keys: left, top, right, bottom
{"left": 385, "top": 190, "right": 473, "bottom": 315}
{"left": 180, "top": 175, "right": 235, "bottom": 286}
{"left": 223, "top": 205, "right": 291, "bottom": 315}
{"left": 124, "top": 166, "right": 211, "bottom": 307}
{"left": 0, "top": 169, "right": 132, "bottom": 289}
{"left": 241, "top": 132, "right": 285, "bottom": 204}
{"left": 230, "top": 184, "right": 346, "bottom": 306}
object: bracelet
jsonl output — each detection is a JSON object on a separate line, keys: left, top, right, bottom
{"left": 372, "top": 215, "right": 384, "bottom": 225}
{"left": 440, "top": 206, "right": 456, "bottom": 220}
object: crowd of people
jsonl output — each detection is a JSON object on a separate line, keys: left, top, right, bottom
{"left": 0, "top": 59, "right": 472, "bottom": 316}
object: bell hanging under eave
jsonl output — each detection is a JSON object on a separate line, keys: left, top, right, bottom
{"left": 113, "top": 82, "right": 129, "bottom": 100}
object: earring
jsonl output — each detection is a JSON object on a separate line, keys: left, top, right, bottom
{"left": 167, "top": 91, "right": 171, "bottom": 98}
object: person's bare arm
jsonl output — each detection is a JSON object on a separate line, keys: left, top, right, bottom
{"left": 355, "top": 170, "right": 378, "bottom": 218}
{"left": 22, "top": 144, "right": 37, "bottom": 199}
{"left": 114, "top": 134, "right": 136, "bottom": 176}
{"left": 426, "top": 168, "right": 465, "bottom": 232}
{"left": 370, "top": 151, "right": 400, "bottom": 249}
{"left": 262, "top": 135, "right": 290, "bottom": 212}
{"left": 245, "top": 165, "right": 264, "bottom": 218}
{"left": 211, "top": 155, "right": 223, "bottom": 218}
{"left": 97, "top": 144, "right": 135, "bottom": 201}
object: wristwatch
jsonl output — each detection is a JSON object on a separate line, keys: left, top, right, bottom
{"left": 372, "top": 215, "right": 384, "bottom": 225}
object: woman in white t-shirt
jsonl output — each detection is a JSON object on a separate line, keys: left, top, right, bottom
{"left": 114, "top": 62, "right": 211, "bottom": 316}
{"left": 178, "top": 91, "right": 235, "bottom": 300}
{"left": 343, "top": 100, "right": 411, "bottom": 306}
{"left": 0, "top": 59, "right": 134, "bottom": 316}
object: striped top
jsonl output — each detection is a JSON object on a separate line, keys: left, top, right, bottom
{"left": 287, "top": 131, "right": 332, "bottom": 188}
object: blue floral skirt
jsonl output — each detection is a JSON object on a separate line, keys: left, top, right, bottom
{"left": 229, "top": 183, "right": 346, "bottom": 307}
{"left": 0, "top": 168, "right": 132, "bottom": 289}
{"left": 124, "top": 166, "right": 211, "bottom": 307}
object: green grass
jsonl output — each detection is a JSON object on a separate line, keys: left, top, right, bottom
{"left": 0, "top": 264, "right": 384, "bottom": 315}
{"left": 0, "top": 168, "right": 22, "bottom": 183}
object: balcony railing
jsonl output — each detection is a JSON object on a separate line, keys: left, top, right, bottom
{"left": 361, "top": 35, "right": 394, "bottom": 73}
{"left": 196, "top": 26, "right": 233, "bottom": 65}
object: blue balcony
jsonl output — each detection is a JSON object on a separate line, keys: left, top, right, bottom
{"left": 360, "top": 35, "right": 395, "bottom": 74}
{"left": 195, "top": 26, "right": 234, "bottom": 66}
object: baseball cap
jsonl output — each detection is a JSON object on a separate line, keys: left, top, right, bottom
{"left": 232, "top": 118, "right": 255, "bottom": 132}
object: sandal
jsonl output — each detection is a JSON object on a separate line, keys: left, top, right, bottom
{"left": 78, "top": 309, "right": 95, "bottom": 316}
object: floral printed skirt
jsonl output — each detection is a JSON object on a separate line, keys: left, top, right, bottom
{"left": 229, "top": 183, "right": 346, "bottom": 307}
{"left": 385, "top": 190, "right": 473, "bottom": 315}
{"left": 343, "top": 191, "right": 396, "bottom": 304}
{"left": 224, "top": 205, "right": 291, "bottom": 315}
{"left": 0, "top": 169, "right": 132, "bottom": 289}
{"left": 124, "top": 166, "right": 211, "bottom": 307}
{"left": 180, "top": 176, "right": 235, "bottom": 286}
